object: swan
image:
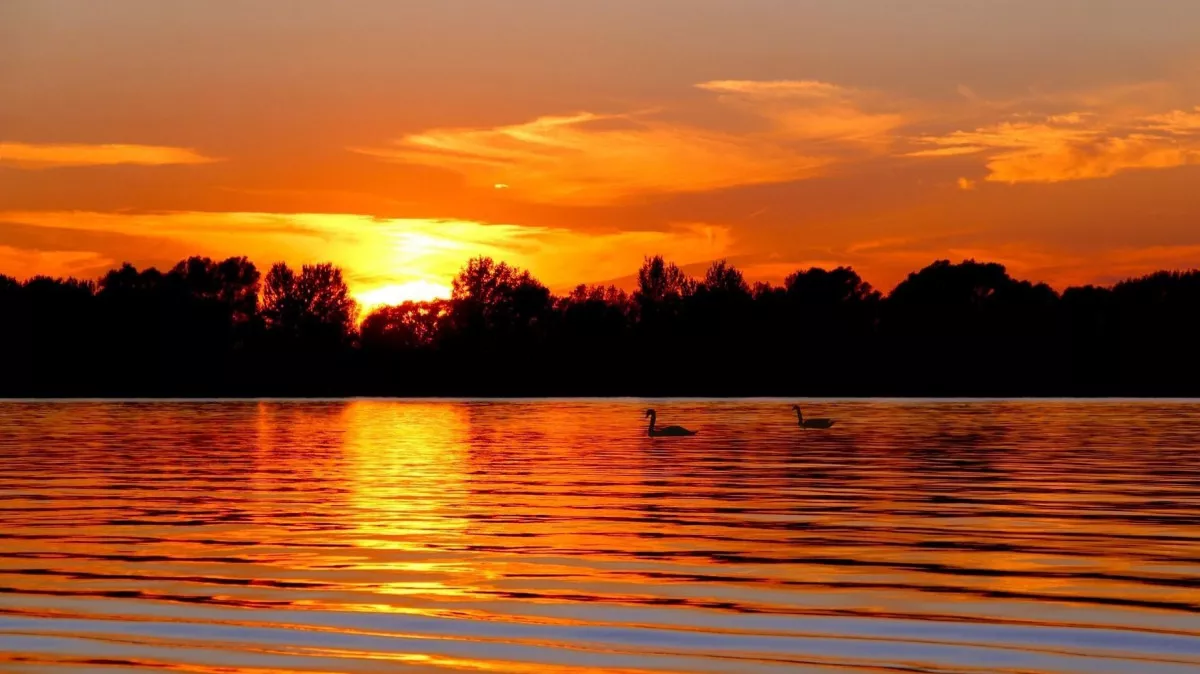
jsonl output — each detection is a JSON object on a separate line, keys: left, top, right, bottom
{"left": 645, "top": 409, "right": 697, "bottom": 437}
{"left": 792, "top": 405, "right": 836, "bottom": 429}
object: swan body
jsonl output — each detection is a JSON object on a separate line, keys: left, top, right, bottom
{"left": 792, "top": 405, "right": 836, "bottom": 429}
{"left": 645, "top": 409, "right": 697, "bottom": 437}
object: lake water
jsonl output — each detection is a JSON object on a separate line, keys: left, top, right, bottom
{"left": 1, "top": 400, "right": 1199, "bottom": 673}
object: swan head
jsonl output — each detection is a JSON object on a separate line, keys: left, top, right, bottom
{"left": 791, "top": 405, "right": 801, "bottom": 412}
{"left": 644, "top": 409, "right": 656, "bottom": 418}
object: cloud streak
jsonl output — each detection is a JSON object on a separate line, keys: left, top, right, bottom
{"left": 355, "top": 80, "right": 910, "bottom": 206}
{"left": 354, "top": 112, "right": 829, "bottom": 206}
{"left": 361, "top": 77, "right": 1200, "bottom": 206}
{"left": 910, "top": 95, "right": 1200, "bottom": 184}
{"left": 0, "top": 143, "right": 219, "bottom": 169}
{"left": 697, "top": 80, "right": 907, "bottom": 145}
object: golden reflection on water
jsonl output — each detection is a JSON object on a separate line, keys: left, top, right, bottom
{"left": 1, "top": 400, "right": 1200, "bottom": 672}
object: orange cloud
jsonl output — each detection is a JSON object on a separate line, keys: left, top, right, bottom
{"left": 353, "top": 112, "right": 828, "bottom": 206}
{"left": 354, "top": 79, "right": 913, "bottom": 206}
{"left": 989, "top": 133, "right": 1196, "bottom": 183}
{"left": 907, "top": 146, "right": 990, "bottom": 158}
{"left": 696, "top": 80, "right": 907, "bottom": 145}
{"left": 0, "top": 245, "right": 113, "bottom": 281}
{"left": 1143, "top": 107, "right": 1200, "bottom": 134}
{"left": 0, "top": 143, "right": 218, "bottom": 169}
{"left": 911, "top": 110, "right": 1200, "bottom": 183}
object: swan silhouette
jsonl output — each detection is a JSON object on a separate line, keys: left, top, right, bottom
{"left": 645, "top": 409, "right": 697, "bottom": 437}
{"left": 792, "top": 405, "right": 836, "bottom": 429}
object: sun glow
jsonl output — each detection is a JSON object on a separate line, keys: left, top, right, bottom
{"left": 0, "top": 211, "right": 736, "bottom": 303}
{"left": 356, "top": 280, "right": 452, "bottom": 313}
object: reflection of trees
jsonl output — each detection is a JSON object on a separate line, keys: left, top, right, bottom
{"left": 4, "top": 253, "right": 1200, "bottom": 395}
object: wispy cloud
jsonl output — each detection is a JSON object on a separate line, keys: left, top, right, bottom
{"left": 354, "top": 79, "right": 912, "bottom": 206}
{"left": 697, "top": 80, "right": 907, "bottom": 145}
{"left": 907, "top": 146, "right": 990, "bottom": 158}
{"left": 0, "top": 143, "right": 219, "bottom": 169}
{"left": 0, "top": 245, "right": 119, "bottom": 282}
{"left": 353, "top": 112, "right": 828, "bottom": 206}
{"left": 1143, "top": 106, "right": 1200, "bottom": 135}
{"left": 383, "top": 79, "right": 1199, "bottom": 203}
{"left": 908, "top": 85, "right": 1200, "bottom": 183}
{"left": 913, "top": 118, "right": 1200, "bottom": 183}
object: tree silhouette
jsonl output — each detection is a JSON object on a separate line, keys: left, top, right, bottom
{"left": 701, "top": 259, "right": 751, "bottom": 299}
{"left": 632, "top": 255, "right": 696, "bottom": 384}
{"left": 262, "top": 262, "right": 357, "bottom": 349}
{"left": 172, "top": 256, "right": 260, "bottom": 325}
{"left": 4, "top": 253, "right": 1200, "bottom": 396}
{"left": 636, "top": 255, "right": 694, "bottom": 306}
{"left": 681, "top": 260, "right": 756, "bottom": 388}
{"left": 883, "top": 260, "right": 1059, "bottom": 394}
{"left": 1108, "top": 271, "right": 1200, "bottom": 394}
{"left": 552, "top": 284, "right": 632, "bottom": 392}
{"left": 446, "top": 257, "right": 552, "bottom": 349}
{"left": 163, "top": 257, "right": 262, "bottom": 365}
{"left": 361, "top": 300, "right": 448, "bottom": 351}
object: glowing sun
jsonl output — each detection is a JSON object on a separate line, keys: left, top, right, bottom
{"left": 356, "top": 280, "right": 452, "bottom": 312}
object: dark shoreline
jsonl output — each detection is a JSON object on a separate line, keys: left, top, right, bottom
{"left": 8, "top": 256, "right": 1200, "bottom": 402}
{"left": 4, "top": 391, "right": 1200, "bottom": 401}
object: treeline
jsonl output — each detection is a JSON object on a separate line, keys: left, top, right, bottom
{"left": 2, "top": 255, "right": 1199, "bottom": 396}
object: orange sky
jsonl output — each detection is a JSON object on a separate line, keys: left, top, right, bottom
{"left": 3, "top": 0, "right": 1200, "bottom": 310}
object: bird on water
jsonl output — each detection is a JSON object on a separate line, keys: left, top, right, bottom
{"left": 792, "top": 405, "right": 836, "bottom": 429}
{"left": 644, "top": 409, "right": 698, "bottom": 437}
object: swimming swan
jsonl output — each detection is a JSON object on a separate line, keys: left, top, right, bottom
{"left": 792, "top": 405, "right": 836, "bottom": 429}
{"left": 645, "top": 409, "right": 697, "bottom": 437}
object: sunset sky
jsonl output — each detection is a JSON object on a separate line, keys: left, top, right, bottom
{"left": 3, "top": 0, "right": 1200, "bottom": 309}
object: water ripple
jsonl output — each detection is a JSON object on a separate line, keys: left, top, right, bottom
{"left": 1, "top": 399, "right": 1199, "bottom": 672}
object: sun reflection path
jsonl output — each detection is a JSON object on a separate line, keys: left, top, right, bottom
{"left": 5, "top": 401, "right": 1200, "bottom": 673}
{"left": 337, "top": 402, "right": 489, "bottom": 603}
{"left": 340, "top": 401, "right": 470, "bottom": 544}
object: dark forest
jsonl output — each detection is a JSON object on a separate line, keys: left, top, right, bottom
{"left": 3, "top": 255, "right": 1198, "bottom": 397}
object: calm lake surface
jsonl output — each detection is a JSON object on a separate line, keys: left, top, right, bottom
{"left": 1, "top": 400, "right": 1200, "bottom": 673}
